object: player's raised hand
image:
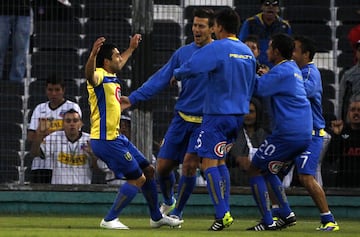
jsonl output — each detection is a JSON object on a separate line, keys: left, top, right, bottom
{"left": 91, "top": 37, "right": 106, "bottom": 57}
{"left": 129, "top": 34, "right": 142, "bottom": 50}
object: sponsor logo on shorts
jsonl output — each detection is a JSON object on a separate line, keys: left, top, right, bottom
{"left": 268, "top": 160, "right": 284, "bottom": 174}
{"left": 214, "top": 141, "right": 227, "bottom": 158}
{"left": 124, "top": 152, "right": 132, "bottom": 161}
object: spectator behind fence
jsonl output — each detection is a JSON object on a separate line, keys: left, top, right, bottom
{"left": 238, "top": 0, "right": 291, "bottom": 68}
{"left": 27, "top": 76, "right": 82, "bottom": 183}
{"left": 30, "top": 109, "right": 96, "bottom": 184}
{"left": 325, "top": 96, "right": 360, "bottom": 188}
{"left": 348, "top": 24, "right": 360, "bottom": 62}
{"left": 0, "top": 0, "right": 32, "bottom": 83}
{"left": 338, "top": 40, "right": 360, "bottom": 121}
{"left": 228, "top": 97, "right": 268, "bottom": 186}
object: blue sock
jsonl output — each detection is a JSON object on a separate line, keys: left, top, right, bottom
{"left": 249, "top": 175, "right": 273, "bottom": 225}
{"left": 142, "top": 178, "right": 162, "bottom": 221}
{"left": 265, "top": 173, "right": 292, "bottom": 218}
{"left": 104, "top": 182, "right": 138, "bottom": 221}
{"left": 204, "top": 167, "right": 227, "bottom": 219}
{"left": 158, "top": 171, "right": 175, "bottom": 205}
{"left": 320, "top": 212, "right": 335, "bottom": 224}
{"left": 271, "top": 206, "right": 281, "bottom": 218}
{"left": 218, "top": 164, "right": 231, "bottom": 211}
{"left": 171, "top": 175, "right": 196, "bottom": 218}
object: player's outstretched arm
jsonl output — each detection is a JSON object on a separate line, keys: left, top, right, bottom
{"left": 119, "top": 34, "right": 142, "bottom": 70}
{"left": 85, "top": 37, "right": 106, "bottom": 86}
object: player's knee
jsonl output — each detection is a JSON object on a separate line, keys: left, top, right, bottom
{"left": 128, "top": 174, "right": 146, "bottom": 188}
{"left": 143, "top": 165, "right": 155, "bottom": 179}
{"left": 156, "top": 159, "right": 176, "bottom": 176}
{"left": 298, "top": 173, "right": 314, "bottom": 186}
{"left": 182, "top": 161, "right": 198, "bottom": 176}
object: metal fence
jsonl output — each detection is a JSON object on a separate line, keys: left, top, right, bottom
{"left": 0, "top": 0, "right": 359, "bottom": 188}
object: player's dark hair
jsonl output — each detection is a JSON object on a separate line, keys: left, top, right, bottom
{"left": 46, "top": 74, "right": 65, "bottom": 89}
{"left": 193, "top": 8, "right": 215, "bottom": 27}
{"left": 293, "top": 35, "right": 317, "bottom": 61}
{"left": 244, "top": 34, "right": 260, "bottom": 47}
{"left": 271, "top": 33, "right": 294, "bottom": 60}
{"left": 96, "top": 43, "right": 118, "bottom": 67}
{"left": 214, "top": 8, "right": 240, "bottom": 35}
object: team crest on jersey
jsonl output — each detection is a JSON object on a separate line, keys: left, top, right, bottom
{"left": 268, "top": 161, "right": 284, "bottom": 174}
{"left": 124, "top": 152, "right": 132, "bottom": 161}
{"left": 214, "top": 141, "right": 227, "bottom": 158}
{"left": 115, "top": 86, "right": 121, "bottom": 103}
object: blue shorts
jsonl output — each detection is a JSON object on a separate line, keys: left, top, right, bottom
{"left": 294, "top": 135, "right": 323, "bottom": 176}
{"left": 90, "top": 135, "right": 150, "bottom": 180}
{"left": 196, "top": 114, "right": 243, "bottom": 159}
{"left": 252, "top": 135, "right": 311, "bottom": 174}
{"left": 157, "top": 113, "right": 201, "bottom": 163}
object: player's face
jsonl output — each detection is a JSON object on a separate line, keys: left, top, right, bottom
{"left": 292, "top": 40, "right": 305, "bottom": 67}
{"left": 245, "top": 41, "right": 260, "bottom": 58}
{"left": 63, "top": 113, "right": 82, "bottom": 136}
{"left": 46, "top": 83, "right": 65, "bottom": 106}
{"left": 192, "top": 16, "right": 213, "bottom": 47}
{"left": 244, "top": 103, "right": 256, "bottom": 126}
{"left": 108, "top": 48, "right": 124, "bottom": 73}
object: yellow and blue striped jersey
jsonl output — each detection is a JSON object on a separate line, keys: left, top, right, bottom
{"left": 87, "top": 68, "right": 121, "bottom": 140}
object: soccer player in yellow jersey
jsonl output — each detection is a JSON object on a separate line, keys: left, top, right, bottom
{"left": 85, "top": 36, "right": 183, "bottom": 230}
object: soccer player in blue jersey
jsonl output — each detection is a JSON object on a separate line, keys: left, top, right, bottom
{"left": 85, "top": 36, "right": 183, "bottom": 230}
{"left": 246, "top": 33, "right": 312, "bottom": 231}
{"left": 291, "top": 35, "right": 339, "bottom": 231}
{"left": 174, "top": 8, "right": 256, "bottom": 231}
{"left": 121, "top": 8, "right": 215, "bottom": 221}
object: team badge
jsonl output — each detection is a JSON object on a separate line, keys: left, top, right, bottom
{"left": 124, "top": 152, "right": 132, "bottom": 161}
{"left": 268, "top": 161, "right": 284, "bottom": 174}
{"left": 214, "top": 141, "right": 227, "bottom": 158}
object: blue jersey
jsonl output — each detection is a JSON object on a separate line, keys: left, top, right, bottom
{"left": 128, "top": 42, "right": 206, "bottom": 116}
{"left": 239, "top": 13, "right": 292, "bottom": 68}
{"left": 254, "top": 60, "right": 312, "bottom": 141}
{"left": 301, "top": 62, "right": 325, "bottom": 130}
{"left": 174, "top": 37, "right": 256, "bottom": 115}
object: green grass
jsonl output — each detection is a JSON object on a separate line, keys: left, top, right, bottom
{"left": 0, "top": 215, "right": 357, "bottom": 237}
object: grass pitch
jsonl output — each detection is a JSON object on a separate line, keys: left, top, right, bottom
{"left": 0, "top": 214, "right": 358, "bottom": 237}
